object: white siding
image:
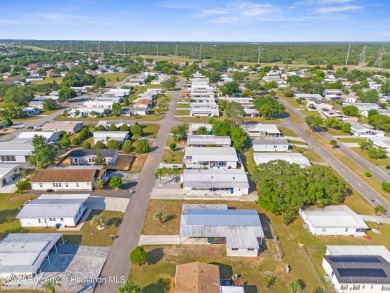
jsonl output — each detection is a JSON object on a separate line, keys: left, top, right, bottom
{"left": 31, "top": 182, "right": 93, "bottom": 191}
{"left": 253, "top": 144, "right": 288, "bottom": 152}
{"left": 227, "top": 248, "right": 258, "bottom": 257}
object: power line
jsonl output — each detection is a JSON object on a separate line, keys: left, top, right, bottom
{"left": 345, "top": 44, "right": 351, "bottom": 66}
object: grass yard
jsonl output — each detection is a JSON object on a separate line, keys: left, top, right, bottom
{"left": 288, "top": 100, "right": 304, "bottom": 108}
{"left": 299, "top": 110, "right": 321, "bottom": 117}
{"left": 161, "top": 149, "right": 184, "bottom": 164}
{"left": 129, "top": 153, "right": 149, "bottom": 173}
{"left": 286, "top": 110, "right": 303, "bottom": 124}
{"left": 241, "top": 149, "right": 257, "bottom": 174}
{"left": 337, "top": 137, "right": 366, "bottom": 143}
{"left": 98, "top": 73, "right": 128, "bottom": 86}
{"left": 174, "top": 116, "right": 212, "bottom": 123}
{"left": 291, "top": 147, "right": 324, "bottom": 162}
{"left": 243, "top": 117, "right": 282, "bottom": 124}
{"left": 175, "top": 103, "right": 190, "bottom": 109}
{"left": 55, "top": 113, "right": 165, "bottom": 122}
{"left": 27, "top": 210, "right": 123, "bottom": 247}
{"left": 278, "top": 126, "right": 298, "bottom": 137}
{"left": 288, "top": 140, "right": 307, "bottom": 145}
{"left": 142, "top": 124, "right": 160, "bottom": 139}
{"left": 29, "top": 77, "right": 63, "bottom": 84}
{"left": 351, "top": 147, "right": 390, "bottom": 166}
{"left": 174, "top": 110, "right": 190, "bottom": 116}
{"left": 327, "top": 128, "right": 349, "bottom": 136}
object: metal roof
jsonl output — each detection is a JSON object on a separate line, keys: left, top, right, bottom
{"left": 241, "top": 123, "right": 281, "bottom": 134}
{"left": 93, "top": 131, "right": 129, "bottom": 139}
{"left": 326, "top": 246, "right": 390, "bottom": 263}
{"left": 186, "top": 209, "right": 261, "bottom": 226}
{"left": 295, "top": 94, "right": 323, "bottom": 99}
{"left": 0, "top": 164, "right": 20, "bottom": 177}
{"left": 68, "top": 149, "right": 118, "bottom": 158}
{"left": 182, "top": 169, "right": 249, "bottom": 189}
{"left": 253, "top": 153, "right": 311, "bottom": 167}
{"left": 300, "top": 205, "right": 369, "bottom": 229}
{"left": 187, "top": 135, "right": 231, "bottom": 146}
{"left": 185, "top": 147, "right": 238, "bottom": 162}
{"left": 253, "top": 138, "right": 289, "bottom": 146}
{"left": 0, "top": 233, "right": 62, "bottom": 275}
{"left": 323, "top": 255, "right": 390, "bottom": 284}
{"left": 0, "top": 142, "right": 34, "bottom": 155}
{"left": 226, "top": 227, "right": 260, "bottom": 249}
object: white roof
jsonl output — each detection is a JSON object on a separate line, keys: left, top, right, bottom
{"left": 182, "top": 169, "right": 249, "bottom": 189}
{"left": 189, "top": 123, "right": 212, "bottom": 132}
{"left": 14, "top": 131, "right": 57, "bottom": 141}
{"left": 326, "top": 245, "right": 390, "bottom": 263}
{"left": 253, "top": 138, "right": 288, "bottom": 146}
{"left": 241, "top": 123, "right": 281, "bottom": 134}
{"left": 187, "top": 135, "right": 231, "bottom": 146}
{"left": 0, "top": 142, "right": 34, "bottom": 156}
{"left": 0, "top": 164, "right": 20, "bottom": 177}
{"left": 221, "top": 286, "right": 245, "bottom": 293}
{"left": 301, "top": 205, "right": 369, "bottom": 229}
{"left": 254, "top": 153, "right": 311, "bottom": 167}
{"left": 185, "top": 147, "right": 238, "bottom": 162}
{"left": 93, "top": 131, "right": 129, "bottom": 139}
{"left": 295, "top": 94, "right": 323, "bottom": 99}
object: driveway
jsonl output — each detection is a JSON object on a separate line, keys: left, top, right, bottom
{"left": 86, "top": 196, "right": 130, "bottom": 213}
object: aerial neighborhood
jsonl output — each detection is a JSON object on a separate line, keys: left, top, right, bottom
{"left": 0, "top": 37, "right": 390, "bottom": 293}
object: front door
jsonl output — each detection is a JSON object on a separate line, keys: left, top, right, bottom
{"left": 2, "top": 178, "right": 6, "bottom": 186}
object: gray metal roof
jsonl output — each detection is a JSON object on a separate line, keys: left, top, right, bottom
{"left": 0, "top": 164, "right": 20, "bottom": 177}
{"left": 93, "top": 131, "right": 129, "bottom": 139}
{"left": 187, "top": 135, "right": 231, "bottom": 146}
{"left": 253, "top": 138, "right": 289, "bottom": 146}
{"left": 16, "top": 195, "right": 88, "bottom": 219}
{"left": 186, "top": 209, "right": 261, "bottom": 226}
{"left": 0, "top": 233, "right": 62, "bottom": 275}
{"left": 323, "top": 255, "right": 390, "bottom": 284}
{"left": 253, "top": 153, "right": 311, "bottom": 167}
{"left": 226, "top": 227, "right": 260, "bottom": 249}
{"left": 0, "top": 142, "right": 34, "bottom": 156}
{"left": 185, "top": 147, "right": 238, "bottom": 162}
{"left": 326, "top": 246, "right": 390, "bottom": 263}
{"left": 182, "top": 169, "right": 249, "bottom": 189}
{"left": 241, "top": 123, "right": 281, "bottom": 134}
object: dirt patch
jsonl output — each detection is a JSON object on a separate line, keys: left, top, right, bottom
{"left": 9, "top": 194, "right": 37, "bottom": 201}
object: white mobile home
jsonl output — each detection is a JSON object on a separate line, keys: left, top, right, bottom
{"left": 252, "top": 138, "right": 289, "bottom": 152}
{"left": 0, "top": 142, "right": 34, "bottom": 164}
{"left": 187, "top": 135, "right": 231, "bottom": 147}
{"left": 346, "top": 120, "right": 385, "bottom": 138}
{"left": 299, "top": 205, "right": 369, "bottom": 236}
{"left": 93, "top": 131, "right": 130, "bottom": 144}
{"left": 184, "top": 147, "right": 238, "bottom": 169}
{"left": 254, "top": 153, "right": 311, "bottom": 168}
{"left": 16, "top": 194, "right": 89, "bottom": 228}
{"left": 241, "top": 123, "right": 281, "bottom": 138}
{"left": 0, "top": 164, "right": 20, "bottom": 187}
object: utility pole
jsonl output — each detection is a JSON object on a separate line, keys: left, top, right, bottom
{"left": 123, "top": 42, "right": 126, "bottom": 58}
{"left": 257, "top": 44, "right": 261, "bottom": 64}
{"left": 345, "top": 44, "right": 351, "bottom": 66}
{"left": 199, "top": 44, "right": 202, "bottom": 60}
{"left": 374, "top": 47, "right": 385, "bottom": 68}
{"left": 156, "top": 43, "right": 159, "bottom": 56}
{"left": 358, "top": 45, "right": 367, "bottom": 67}
{"left": 175, "top": 44, "right": 178, "bottom": 56}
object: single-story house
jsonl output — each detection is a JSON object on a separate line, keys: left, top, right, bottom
{"left": 0, "top": 233, "right": 64, "bottom": 278}
{"left": 30, "top": 167, "right": 106, "bottom": 191}
{"left": 181, "top": 169, "right": 249, "bottom": 196}
{"left": 241, "top": 123, "right": 281, "bottom": 138}
{"left": 368, "top": 137, "right": 390, "bottom": 153}
{"left": 253, "top": 153, "right": 311, "bottom": 168}
{"left": 294, "top": 94, "right": 323, "bottom": 100}
{"left": 16, "top": 194, "right": 89, "bottom": 228}
{"left": 299, "top": 205, "right": 369, "bottom": 236}
{"left": 189, "top": 123, "right": 212, "bottom": 135}
{"left": 346, "top": 120, "right": 385, "bottom": 138}
{"left": 69, "top": 107, "right": 110, "bottom": 118}
{"left": 0, "top": 142, "right": 34, "bottom": 163}
{"left": 180, "top": 204, "right": 264, "bottom": 257}
{"left": 68, "top": 149, "right": 119, "bottom": 166}
{"left": 187, "top": 135, "right": 231, "bottom": 147}
{"left": 324, "top": 89, "right": 343, "bottom": 96}
{"left": 13, "top": 131, "right": 59, "bottom": 144}
{"left": 42, "top": 121, "right": 83, "bottom": 134}
{"left": 184, "top": 147, "right": 238, "bottom": 169}
{"left": 190, "top": 102, "right": 219, "bottom": 117}
{"left": 319, "top": 109, "right": 347, "bottom": 119}
{"left": 133, "top": 98, "right": 152, "bottom": 115}
{"left": 96, "top": 120, "right": 137, "bottom": 130}
{"left": 28, "top": 100, "right": 45, "bottom": 109}
{"left": 252, "top": 138, "right": 289, "bottom": 152}
{"left": 83, "top": 100, "right": 115, "bottom": 109}
{"left": 323, "top": 245, "right": 390, "bottom": 292}
{"left": 95, "top": 96, "right": 122, "bottom": 103}
{"left": 22, "top": 107, "right": 40, "bottom": 116}
{"left": 175, "top": 262, "right": 245, "bottom": 293}
{"left": 93, "top": 131, "right": 130, "bottom": 144}
{"left": 307, "top": 99, "right": 332, "bottom": 111}
{"left": 0, "top": 164, "right": 20, "bottom": 187}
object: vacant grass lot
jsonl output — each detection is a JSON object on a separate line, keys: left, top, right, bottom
{"left": 161, "top": 149, "right": 184, "bottom": 164}
{"left": 351, "top": 147, "right": 390, "bottom": 167}
{"left": 175, "top": 103, "right": 190, "bottom": 109}
{"left": 98, "top": 73, "right": 127, "bottom": 86}
{"left": 142, "top": 124, "right": 160, "bottom": 139}
{"left": 291, "top": 147, "right": 324, "bottom": 162}
{"left": 30, "top": 77, "right": 63, "bottom": 84}
{"left": 278, "top": 126, "right": 298, "bottom": 137}
{"left": 174, "top": 110, "right": 190, "bottom": 116}
{"left": 129, "top": 154, "right": 149, "bottom": 173}
{"left": 338, "top": 137, "right": 366, "bottom": 143}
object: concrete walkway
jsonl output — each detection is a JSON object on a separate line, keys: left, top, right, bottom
{"left": 138, "top": 235, "right": 208, "bottom": 245}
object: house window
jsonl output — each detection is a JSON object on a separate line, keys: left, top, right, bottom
{"left": 74, "top": 158, "right": 78, "bottom": 163}
{"left": 322, "top": 228, "right": 326, "bottom": 232}
{"left": 247, "top": 248, "right": 254, "bottom": 251}
{"left": 352, "top": 285, "right": 360, "bottom": 290}
{"left": 53, "top": 183, "right": 62, "bottom": 187}
{"left": 382, "top": 285, "right": 390, "bottom": 291}
{"left": 345, "top": 228, "right": 349, "bottom": 232}
{"left": 49, "top": 218, "right": 56, "bottom": 221}
{"left": 39, "top": 183, "right": 43, "bottom": 187}
{"left": 38, "top": 219, "right": 41, "bottom": 224}
{"left": 231, "top": 248, "right": 238, "bottom": 251}
{"left": 60, "top": 218, "right": 64, "bottom": 221}
{"left": 65, "top": 183, "right": 68, "bottom": 187}
{"left": 76, "top": 183, "right": 79, "bottom": 187}
{"left": 340, "top": 285, "right": 348, "bottom": 290}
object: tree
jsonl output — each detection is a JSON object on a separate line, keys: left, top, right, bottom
{"left": 359, "top": 141, "right": 372, "bottom": 150}
{"left": 197, "top": 126, "right": 208, "bottom": 135}
{"left": 42, "top": 277, "right": 61, "bottom": 293}
{"left": 29, "top": 135, "right": 57, "bottom": 169}
{"left": 108, "top": 124, "right": 118, "bottom": 131}
{"left": 230, "top": 127, "right": 249, "bottom": 151}
{"left": 94, "top": 179, "right": 104, "bottom": 190}
{"left": 154, "top": 211, "right": 164, "bottom": 223}
{"left": 4, "top": 86, "right": 34, "bottom": 105}
{"left": 120, "top": 124, "right": 130, "bottom": 131}
{"left": 71, "top": 137, "right": 81, "bottom": 146}
{"left": 161, "top": 76, "right": 177, "bottom": 90}
{"left": 342, "top": 105, "right": 359, "bottom": 116}
{"left": 368, "top": 109, "right": 379, "bottom": 117}
{"left": 112, "top": 102, "right": 122, "bottom": 116}
{"left": 305, "top": 115, "right": 323, "bottom": 131}
{"left": 330, "top": 140, "right": 337, "bottom": 148}
{"left": 219, "top": 81, "right": 240, "bottom": 96}
{"left": 95, "top": 125, "right": 106, "bottom": 131}
{"left": 210, "top": 119, "right": 233, "bottom": 136}
{"left": 288, "top": 279, "right": 304, "bottom": 293}
{"left": 94, "top": 76, "right": 106, "bottom": 88}
{"left": 169, "top": 142, "right": 177, "bottom": 151}
{"left": 324, "top": 117, "right": 342, "bottom": 130}
{"left": 109, "top": 176, "right": 122, "bottom": 190}
{"left": 172, "top": 124, "right": 188, "bottom": 142}
{"left": 118, "top": 280, "right": 141, "bottom": 293}
{"left": 129, "top": 246, "right": 147, "bottom": 266}
{"left": 58, "top": 87, "right": 77, "bottom": 101}
{"left": 122, "top": 140, "right": 132, "bottom": 153}
{"left": 131, "top": 124, "right": 143, "bottom": 139}
{"left": 42, "top": 98, "right": 57, "bottom": 111}
{"left": 254, "top": 96, "right": 285, "bottom": 118}
{"left": 259, "top": 104, "right": 273, "bottom": 119}
{"left": 108, "top": 140, "right": 121, "bottom": 149}
{"left": 155, "top": 168, "right": 167, "bottom": 185}
{"left": 382, "top": 80, "right": 390, "bottom": 96}
{"left": 57, "top": 133, "right": 71, "bottom": 148}
{"left": 15, "top": 179, "right": 29, "bottom": 194}
{"left": 94, "top": 152, "right": 107, "bottom": 166}
{"left": 135, "top": 140, "right": 150, "bottom": 153}
{"left": 82, "top": 141, "right": 91, "bottom": 149}
{"left": 360, "top": 89, "right": 379, "bottom": 103}
{"left": 90, "top": 214, "right": 107, "bottom": 228}
{"left": 375, "top": 205, "right": 387, "bottom": 214}
{"left": 367, "top": 147, "right": 387, "bottom": 161}
{"left": 94, "top": 140, "right": 106, "bottom": 149}
{"left": 341, "top": 122, "right": 351, "bottom": 133}
{"left": 225, "top": 102, "right": 245, "bottom": 126}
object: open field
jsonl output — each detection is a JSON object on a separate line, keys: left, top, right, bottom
{"left": 29, "top": 77, "right": 63, "bottom": 84}
{"left": 278, "top": 126, "right": 298, "bottom": 137}
{"left": 98, "top": 73, "right": 128, "bottom": 86}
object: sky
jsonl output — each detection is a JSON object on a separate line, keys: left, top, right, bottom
{"left": 0, "top": 0, "right": 389, "bottom": 42}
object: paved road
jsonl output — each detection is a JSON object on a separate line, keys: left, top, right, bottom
{"left": 278, "top": 96, "right": 390, "bottom": 182}
{"left": 94, "top": 80, "right": 182, "bottom": 292}
{"left": 277, "top": 97, "right": 390, "bottom": 218}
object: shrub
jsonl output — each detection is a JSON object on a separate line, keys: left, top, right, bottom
{"left": 82, "top": 141, "right": 91, "bottom": 149}
{"left": 169, "top": 142, "right": 177, "bottom": 151}
{"left": 365, "top": 171, "right": 372, "bottom": 177}
{"left": 94, "top": 179, "right": 104, "bottom": 190}
{"left": 135, "top": 140, "right": 150, "bottom": 154}
{"left": 382, "top": 181, "right": 390, "bottom": 193}
{"left": 71, "top": 137, "right": 80, "bottom": 146}
{"left": 109, "top": 176, "right": 122, "bottom": 190}
{"left": 375, "top": 205, "right": 387, "bottom": 214}
{"left": 129, "top": 246, "right": 147, "bottom": 266}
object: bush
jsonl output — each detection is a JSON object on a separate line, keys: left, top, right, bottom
{"left": 94, "top": 179, "right": 104, "bottom": 190}
{"left": 382, "top": 181, "right": 390, "bottom": 193}
{"left": 386, "top": 165, "right": 390, "bottom": 169}
{"left": 82, "top": 141, "right": 91, "bottom": 149}
{"left": 71, "top": 137, "right": 81, "bottom": 146}
{"left": 365, "top": 171, "right": 372, "bottom": 177}
{"left": 129, "top": 246, "right": 147, "bottom": 266}
{"left": 169, "top": 142, "right": 177, "bottom": 151}
{"left": 122, "top": 140, "right": 132, "bottom": 153}
{"left": 135, "top": 140, "right": 150, "bottom": 154}
{"left": 109, "top": 176, "right": 122, "bottom": 190}
{"left": 375, "top": 205, "right": 387, "bottom": 214}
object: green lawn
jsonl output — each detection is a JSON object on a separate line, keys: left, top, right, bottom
{"left": 98, "top": 73, "right": 128, "bottom": 86}
{"left": 55, "top": 113, "right": 165, "bottom": 122}
{"left": 299, "top": 110, "right": 321, "bottom": 117}
{"left": 142, "top": 124, "right": 160, "bottom": 139}
{"left": 337, "top": 137, "right": 366, "bottom": 143}
{"left": 351, "top": 147, "right": 390, "bottom": 167}
{"left": 161, "top": 149, "right": 184, "bottom": 164}
{"left": 291, "top": 147, "right": 324, "bottom": 162}
{"left": 29, "top": 77, "right": 63, "bottom": 84}
{"left": 130, "top": 154, "right": 149, "bottom": 173}
{"left": 175, "top": 103, "right": 190, "bottom": 109}
{"left": 174, "top": 116, "right": 212, "bottom": 123}
{"left": 327, "top": 128, "right": 349, "bottom": 136}
{"left": 174, "top": 110, "right": 190, "bottom": 116}
{"left": 278, "top": 127, "right": 298, "bottom": 137}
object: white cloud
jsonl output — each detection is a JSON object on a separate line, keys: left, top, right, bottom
{"left": 321, "top": 0, "right": 354, "bottom": 3}
{"left": 314, "top": 5, "right": 362, "bottom": 13}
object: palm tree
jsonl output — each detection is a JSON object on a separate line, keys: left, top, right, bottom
{"left": 170, "top": 168, "right": 180, "bottom": 184}
{"left": 42, "top": 278, "right": 61, "bottom": 293}
{"left": 90, "top": 214, "right": 107, "bottom": 228}
{"left": 154, "top": 211, "right": 164, "bottom": 223}
{"left": 118, "top": 280, "right": 141, "bottom": 293}
{"left": 155, "top": 167, "right": 167, "bottom": 185}
{"left": 288, "top": 279, "right": 303, "bottom": 293}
